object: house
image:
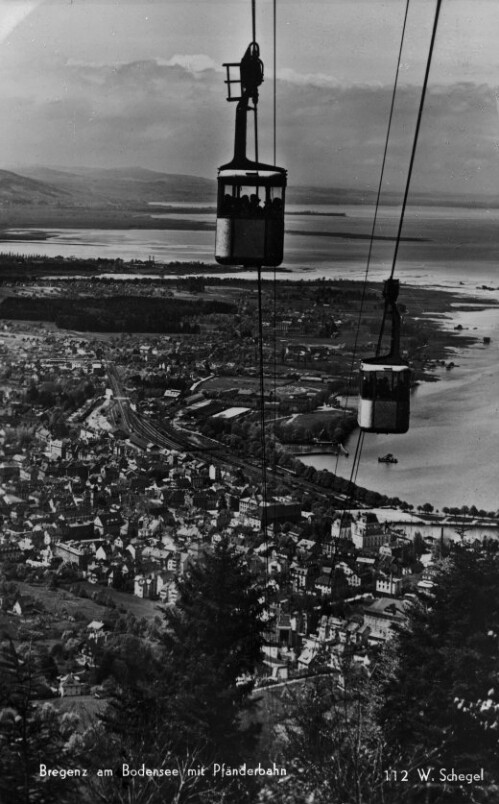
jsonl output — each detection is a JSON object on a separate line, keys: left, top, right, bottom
{"left": 296, "top": 538, "right": 316, "bottom": 558}
{"left": 376, "top": 575, "right": 405, "bottom": 597}
{"left": 260, "top": 501, "right": 302, "bottom": 527}
{"left": 209, "top": 464, "right": 222, "bottom": 482}
{"left": 94, "top": 544, "right": 108, "bottom": 562}
{"left": 0, "top": 541, "right": 23, "bottom": 562}
{"left": 134, "top": 573, "right": 166, "bottom": 600}
{"left": 0, "top": 462, "right": 21, "bottom": 482}
{"left": 297, "top": 639, "right": 321, "bottom": 670}
{"left": 59, "top": 673, "right": 89, "bottom": 697}
{"left": 315, "top": 573, "right": 333, "bottom": 597}
{"left": 60, "top": 519, "right": 95, "bottom": 542}
{"left": 336, "top": 561, "right": 362, "bottom": 588}
{"left": 330, "top": 513, "right": 354, "bottom": 541}
{"left": 189, "top": 490, "right": 218, "bottom": 510}
{"left": 87, "top": 621, "right": 106, "bottom": 641}
{"left": 262, "top": 653, "right": 290, "bottom": 681}
{"left": 55, "top": 540, "right": 96, "bottom": 569}
{"left": 48, "top": 439, "right": 70, "bottom": 460}
{"left": 421, "top": 563, "right": 439, "bottom": 583}
{"left": 157, "top": 572, "right": 179, "bottom": 604}
{"left": 363, "top": 598, "right": 410, "bottom": 641}
{"left": 94, "top": 511, "right": 124, "bottom": 538}
{"left": 9, "top": 600, "right": 23, "bottom": 617}
{"left": 351, "top": 512, "right": 388, "bottom": 553}
{"left": 86, "top": 563, "right": 109, "bottom": 585}
{"left": 261, "top": 643, "right": 290, "bottom": 680}
{"left": 239, "top": 494, "right": 260, "bottom": 515}
{"left": 290, "top": 563, "right": 317, "bottom": 592}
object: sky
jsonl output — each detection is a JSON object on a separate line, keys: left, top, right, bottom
{"left": 1, "top": 0, "right": 499, "bottom": 197}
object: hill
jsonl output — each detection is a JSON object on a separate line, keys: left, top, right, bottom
{"left": 0, "top": 169, "right": 72, "bottom": 206}
{"left": 7, "top": 165, "right": 217, "bottom": 208}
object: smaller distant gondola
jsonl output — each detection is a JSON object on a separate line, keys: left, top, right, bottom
{"left": 358, "top": 278, "right": 411, "bottom": 434}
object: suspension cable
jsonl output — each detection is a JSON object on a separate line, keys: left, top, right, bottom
{"left": 269, "top": 0, "right": 280, "bottom": 686}
{"left": 272, "top": 0, "right": 278, "bottom": 500}
{"left": 253, "top": 0, "right": 264, "bottom": 522}
{"left": 257, "top": 269, "right": 270, "bottom": 570}
{"left": 273, "top": 0, "right": 277, "bottom": 164}
{"left": 254, "top": 106, "right": 259, "bottom": 166}
{"left": 252, "top": 0, "right": 259, "bottom": 176}
{"left": 390, "top": 0, "right": 442, "bottom": 281}
{"left": 249, "top": 0, "right": 270, "bottom": 598}
{"left": 377, "top": 0, "right": 442, "bottom": 354}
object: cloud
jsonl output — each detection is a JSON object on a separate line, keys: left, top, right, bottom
{"left": 0, "top": 0, "right": 43, "bottom": 43}
{"left": 276, "top": 67, "right": 342, "bottom": 90}
{"left": 0, "top": 57, "right": 224, "bottom": 173}
{"left": 2, "top": 52, "right": 499, "bottom": 198}
{"left": 160, "top": 54, "right": 219, "bottom": 73}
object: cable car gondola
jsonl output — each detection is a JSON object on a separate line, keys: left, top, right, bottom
{"left": 215, "top": 42, "right": 287, "bottom": 267}
{"left": 358, "top": 278, "right": 410, "bottom": 434}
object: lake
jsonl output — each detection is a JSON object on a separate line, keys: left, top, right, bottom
{"left": 301, "top": 304, "right": 499, "bottom": 511}
{"left": 3, "top": 203, "right": 499, "bottom": 291}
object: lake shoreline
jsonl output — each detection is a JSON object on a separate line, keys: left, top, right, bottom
{"left": 300, "top": 298, "right": 499, "bottom": 511}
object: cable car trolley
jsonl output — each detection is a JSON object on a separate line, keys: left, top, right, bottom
{"left": 215, "top": 41, "right": 287, "bottom": 267}
{"left": 358, "top": 278, "right": 410, "bottom": 434}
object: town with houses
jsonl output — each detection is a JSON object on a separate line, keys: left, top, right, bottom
{"left": 0, "top": 274, "right": 498, "bottom": 706}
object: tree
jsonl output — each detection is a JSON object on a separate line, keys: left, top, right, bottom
{"left": 418, "top": 502, "right": 434, "bottom": 514}
{"left": 98, "top": 540, "right": 265, "bottom": 803}
{"left": 160, "top": 539, "right": 265, "bottom": 763}
{"left": 260, "top": 664, "right": 388, "bottom": 804}
{"left": 413, "top": 531, "right": 426, "bottom": 557}
{"left": 0, "top": 639, "right": 82, "bottom": 804}
{"left": 377, "top": 549, "right": 499, "bottom": 802}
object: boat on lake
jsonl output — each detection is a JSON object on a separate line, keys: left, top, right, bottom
{"left": 378, "top": 453, "right": 398, "bottom": 464}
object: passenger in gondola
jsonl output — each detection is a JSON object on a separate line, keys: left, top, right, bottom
{"left": 222, "top": 193, "right": 234, "bottom": 215}
{"left": 249, "top": 193, "right": 262, "bottom": 213}
{"left": 240, "top": 194, "right": 250, "bottom": 215}
{"left": 377, "top": 376, "right": 392, "bottom": 400}
{"left": 271, "top": 196, "right": 282, "bottom": 217}
{"left": 361, "top": 373, "right": 375, "bottom": 399}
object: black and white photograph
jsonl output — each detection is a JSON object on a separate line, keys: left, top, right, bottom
{"left": 0, "top": 1, "right": 498, "bottom": 802}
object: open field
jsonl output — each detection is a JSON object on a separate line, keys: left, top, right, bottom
{"left": 284, "top": 410, "right": 346, "bottom": 430}
{"left": 17, "top": 581, "right": 162, "bottom": 625}
{"left": 201, "top": 375, "right": 293, "bottom": 393}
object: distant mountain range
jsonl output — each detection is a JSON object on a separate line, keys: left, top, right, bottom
{"left": 0, "top": 169, "right": 72, "bottom": 206}
{"left": 0, "top": 166, "right": 217, "bottom": 209}
{"left": 0, "top": 165, "right": 497, "bottom": 212}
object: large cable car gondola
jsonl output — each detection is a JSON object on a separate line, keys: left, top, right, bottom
{"left": 215, "top": 41, "right": 287, "bottom": 267}
{"left": 358, "top": 278, "right": 410, "bottom": 434}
